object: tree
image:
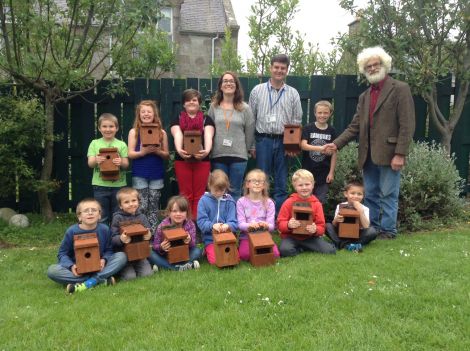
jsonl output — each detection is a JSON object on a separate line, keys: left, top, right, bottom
{"left": 338, "top": 0, "right": 470, "bottom": 153}
{"left": 0, "top": 0, "right": 175, "bottom": 220}
{"left": 211, "top": 26, "right": 243, "bottom": 77}
{"left": 247, "top": 0, "right": 335, "bottom": 76}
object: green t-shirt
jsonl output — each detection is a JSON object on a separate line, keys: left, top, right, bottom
{"left": 87, "top": 138, "right": 128, "bottom": 187}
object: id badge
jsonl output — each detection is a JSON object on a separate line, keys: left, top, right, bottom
{"left": 266, "top": 114, "right": 277, "bottom": 123}
{"left": 223, "top": 138, "right": 233, "bottom": 147}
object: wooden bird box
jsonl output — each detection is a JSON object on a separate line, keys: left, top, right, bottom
{"left": 183, "top": 130, "right": 202, "bottom": 156}
{"left": 120, "top": 223, "right": 150, "bottom": 261}
{"left": 292, "top": 201, "right": 313, "bottom": 235}
{"left": 283, "top": 124, "right": 302, "bottom": 153}
{"left": 212, "top": 229, "right": 239, "bottom": 268}
{"left": 140, "top": 123, "right": 162, "bottom": 147}
{"left": 338, "top": 206, "right": 360, "bottom": 239}
{"left": 162, "top": 226, "right": 190, "bottom": 264}
{"left": 74, "top": 233, "right": 101, "bottom": 275}
{"left": 98, "top": 147, "right": 119, "bottom": 181}
{"left": 248, "top": 230, "right": 276, "bottom": 267}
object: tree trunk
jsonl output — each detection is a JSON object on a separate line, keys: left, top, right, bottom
{"left": 38, "top": 92, "right": 55, "bottom": 221}
{"left": 440, "top": 129, "right": 452, "bottom": 155}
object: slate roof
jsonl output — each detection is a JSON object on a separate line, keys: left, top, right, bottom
{"left": 180, "top": 0, "right": 237, "bottom": 34}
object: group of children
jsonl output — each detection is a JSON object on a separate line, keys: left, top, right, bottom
{"left": 47, "top": 95, "right": 378, "bottom": 294}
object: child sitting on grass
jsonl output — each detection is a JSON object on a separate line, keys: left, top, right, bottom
{"left": 236, "top": 169, "right": 280, "bottom": 261}
{"left": 47, "top": 198, "right": 127, "bottom": 294}
{"left": 197, "top": 169, "right": 238, "bottom": 265}
{"left": 325, "top": 180, "right": 377, "bottom": 252}
{"left": 150, "top": 196, "right": 202, "bottom": 271}
{"left": 110, "top": 187, "right": 153, "bottom": 280}
{"left": 277, "top": 169, "right": 336, "bottom": 257}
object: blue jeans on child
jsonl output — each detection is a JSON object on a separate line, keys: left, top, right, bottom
{"left": 362, "top": 158, "right": 401, "bottom": 236}
{"left": 148, "top": 247, "right": 202, "bottom": 270}
{"left": 255, "top": 135, "right": 288, "bottom": 214}
{"left": 47, "top": 252, "right": 127, "bottom": 285}
{"left": 211, "top": 160, "right": 247, "bottom": 202}
{"left": 93, "top": 185, "right": 122, "bottom": 224}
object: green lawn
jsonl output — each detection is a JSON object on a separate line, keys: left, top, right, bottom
{"left": 1, "top": 223, "right": 469, "bottom": 350}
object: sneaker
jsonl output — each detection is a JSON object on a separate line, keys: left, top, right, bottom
{"left": 106, "top": 276, "right": 116, "bottom": 286}
{"left": 192, "top": 260, "right": 200, "bottom": 270}
{"left": 66, "top": 282, "right": 88, "bottom": 294}
{"left": 346, "top": 243, "right": 363, "bottom": 252}
{"left": 152, "top": 264, "right": 159, "bottom": 273}
{"left": 177, "top": 262, "right": 194, "bottom": 271}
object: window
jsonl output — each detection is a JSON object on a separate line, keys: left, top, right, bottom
{"left": 157, "top": 7, "right": 173, "bottom": 42}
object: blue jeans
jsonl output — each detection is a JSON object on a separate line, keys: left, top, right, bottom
{"left": 211, "top": 160, "right": 248, "bottom": 202}
{"left": 255, "top": 136, "right": 288, "bottom": 213}
{"left": 93, "top": 186, "right": 122, "bottom": 224}
{"left": 132, "top": 176, "right": 163, "bottom": 190}
{"left": 148, "top": 247, "right": 202, "bottom": 270}
{"left": 363, "top": 158, "right": 401, "bottom": 235}
{"left": 47, "top": 252, "right": 127, "bottom": 285}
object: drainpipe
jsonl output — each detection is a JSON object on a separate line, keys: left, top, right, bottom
{"left": 211, "top": 33, "right": 219, "bottom": 90}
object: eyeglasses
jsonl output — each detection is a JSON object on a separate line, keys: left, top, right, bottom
{"left": 365, "top": 62, "right": 381, "bottom": 71}
{"left": 248, "top": 179, "right": 265, "bottom": 185}
{"left": 222, "top": 79, "right": 235, "bottom": 85}
{"left": 80, "top": 208, "right": 100, "bottom": 214}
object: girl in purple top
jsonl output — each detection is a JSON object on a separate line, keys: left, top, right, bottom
{"left": 149, "top": 196, "right": 202, "bottom": 271}
{"left": 128, "top": 100, "right": 169, "bottom": 232}
{"left": 236, "top": 169, "right": 280, "bottom": 261}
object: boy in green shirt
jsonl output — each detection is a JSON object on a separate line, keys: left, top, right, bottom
{"left": 87, "top": 113, "right": 129, "bottom": 224}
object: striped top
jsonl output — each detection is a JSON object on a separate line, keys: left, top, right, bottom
{"left": 248, "top": 80, "right": 303, "bottom": 135}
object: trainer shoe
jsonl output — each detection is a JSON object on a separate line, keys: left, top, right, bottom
{"left": 378, "top": 232, "right": 396, "bottom": 240}
{"left": 177, "top": 262, "right": 194, "bottom": 271}
{"left": 68, "top": 277, "right": 98, "bottom": 293}
{"left": 346, "top": 243, "right": 363, "bottom": 252}
{"left": 192, "top": 260, "right": 200, "bottom": 270}
{"left": 106, "top": 276, "right": 116, "bottom": 286}
{"left": 152, "top": 264, "right": 159, "bottom": 273}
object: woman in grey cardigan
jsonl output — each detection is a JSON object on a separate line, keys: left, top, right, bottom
{"left": 208, "top": 71, "right": 255, "bottom": 201}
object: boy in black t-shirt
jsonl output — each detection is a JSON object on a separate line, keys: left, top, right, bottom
{"left": 300, "top": 100, "right": 337, "bottom": 203}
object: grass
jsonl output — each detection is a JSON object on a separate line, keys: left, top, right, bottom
{"left": 1, "top": 216, "right": 469, "bottom": 350}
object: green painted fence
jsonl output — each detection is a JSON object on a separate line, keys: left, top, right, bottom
{"left": 3, "top": 75, "right": 469, "bottom": 213}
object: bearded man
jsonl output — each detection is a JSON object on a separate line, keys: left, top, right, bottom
{"left": 324, "top": 47, "right": 415, "bottom": 239}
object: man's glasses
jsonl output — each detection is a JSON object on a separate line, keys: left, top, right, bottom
{"left": 365, "top": 62, "right": 381, "bottom": 71}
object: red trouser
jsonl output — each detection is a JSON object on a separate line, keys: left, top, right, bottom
{"left": 174, "top": 160, "right": 210, "bottom": 220}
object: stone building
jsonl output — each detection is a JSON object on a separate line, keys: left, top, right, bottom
{"left": 165, "top": 0, "right": 239, "bottom": 78}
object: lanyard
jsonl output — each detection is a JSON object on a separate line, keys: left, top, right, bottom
{"left": 267, "top": 82, "right": 285, "bottom": 111}
{"left": 223, "top": 108, "right": 234, "bottom": 131}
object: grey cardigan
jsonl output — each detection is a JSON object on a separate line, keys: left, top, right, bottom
{"left": 208, "top": 102, "right": 255, "bottom": 160}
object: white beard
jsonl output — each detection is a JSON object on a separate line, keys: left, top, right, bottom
{"left": 365, "top": 67, "right": 387, "bottom": 84}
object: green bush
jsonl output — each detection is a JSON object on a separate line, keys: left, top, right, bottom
{"left": 398, "top": 141, "right": 465, "bottom": 231}
{"left": 326, "top": 141, "right": 465, "bottom": 231}
{"left": 325, "top": 142, "right": 362, "bottom": 216}
{"left": 0, "top": 94, "right": 46, "bottom": 199}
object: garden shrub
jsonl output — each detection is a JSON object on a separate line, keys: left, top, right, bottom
{"left": 0, "top": 94, "right": 45, "bottom": 199}
{"left": 398, "top": 141, "right": 465, "bottom": 231}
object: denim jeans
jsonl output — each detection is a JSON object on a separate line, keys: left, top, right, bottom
{"left": 132, "top": 176, "right": 163, "bottom": 190}
{"left": 362, "top": 158, "right": 401, "bottom": 235}
{"left": 211, "top": 160, "right": 248, "bottom": 202}
{"left": 255, "top": 136, "right": 288, "bottom": 213}
{"left": 93, "top": 185, "right": 122, "bottom": 225}
{"left": 148, "top": 247, "right": 202, "bottom": 270}
{"left": 47, "top": 252, "right": 127, "bottom": 285}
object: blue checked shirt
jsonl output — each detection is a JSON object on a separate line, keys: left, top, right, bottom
{"left": 249, "top": 80, "right": 303, "bottom": 135}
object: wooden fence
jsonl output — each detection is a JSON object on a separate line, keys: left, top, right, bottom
{"left": 2, "top": 75, "right": 469, "bottom": 213}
